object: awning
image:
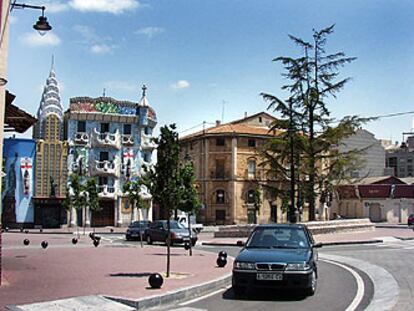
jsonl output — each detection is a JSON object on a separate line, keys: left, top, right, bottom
{"left": 4, "top": 90, "right": 37, "bottom": 133}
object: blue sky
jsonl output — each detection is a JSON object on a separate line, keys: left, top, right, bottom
{"left": 6, "top": 0, "right": 414, "bottom": 143}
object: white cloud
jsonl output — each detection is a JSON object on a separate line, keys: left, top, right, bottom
{"left": 69, "top": 0, "right": 140, "bottom": 14}
{"left": 20, "top": 32, "right": 61, "bottom": 47}
{"left": 103, "top": 80, "right": 136, "bottom": 92}
{"left": 171, "top": 80, "right": 190, "bottom": 90}
{"left": 91, "top": 44, "right": 112, "bottom": 54}
{"left": 135, "top": 26, "right": 165, "bottom": 38}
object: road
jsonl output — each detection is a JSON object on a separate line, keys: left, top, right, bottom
{"left": 150, "top": 238, "right": 414, "bottom": 311}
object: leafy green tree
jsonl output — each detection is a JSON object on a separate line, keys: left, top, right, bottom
{"left": 261, "top": 25, "right": 368, "bottom": 221}
{"left": 64, "top": 174, "right": 85, "bottom": 227}
{"left": 178, "top": 163, "right": 201, "bottom": 255}
{"left": 123, "top": 178, "right": 149, "bottom": 248}
{"left": 143, "top": 124, "right": 181, "bottom": 277}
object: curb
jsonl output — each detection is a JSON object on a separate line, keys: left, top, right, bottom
{"left": 202, "top": 239, "right": 384, "bottom": 247}
{"left": 106, "top": 272, "right": 232, "bottom": 310}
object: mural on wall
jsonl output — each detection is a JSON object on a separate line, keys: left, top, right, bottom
{"left": 70, "top": 100, "right": 137, "bottom": 115}
{"left": 20, "top": 157, "right": 33, "bottom": 196}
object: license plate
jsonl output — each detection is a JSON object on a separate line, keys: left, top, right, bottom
{"left": 256, "top": 273, "right": 283, "bottom": 281}
{"left": 131, "top": 234, "right": 139, "bottom": 237}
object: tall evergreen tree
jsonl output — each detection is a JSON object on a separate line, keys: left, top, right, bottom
{"left": 144, "top": 124, "right": 181, "bottom": 277}
{"left": 261, "top": 25, "right": 368, "bottom": 221}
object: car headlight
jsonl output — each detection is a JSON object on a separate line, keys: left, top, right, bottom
{"left": 233, "top": 261, "right": 256, "bottom": 270}
{"left": 285, "top": 262, "right": 311, "bottom": 271}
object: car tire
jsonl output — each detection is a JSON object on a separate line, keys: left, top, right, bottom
{"left": 232, "top": 285, "right": 245, "bottom": 298}
{"left": 306, "top": 271, "right": 317, "bottom": 296}
{"left": 146, "top": 235, "right": 153, "bottom": 245}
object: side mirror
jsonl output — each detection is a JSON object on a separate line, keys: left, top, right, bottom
{"left": 313, "top": 243, "right": 323, "bottom": 248}
{"left": 236, "top": 240, "right": 245, "bottom": 247}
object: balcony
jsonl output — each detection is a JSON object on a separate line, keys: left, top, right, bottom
{"left": 210, "top": 171, "right": 229, "bottom": 180}
{"left": 91, "top": 128, "right": 121, "bottom": 149}
{"left": 98, "top": 185, "right": 116, "bottom": 199}
{"left": 74, "top": 132, "right": 89, "bottom": 144}
{"left": 90, "top": 158, "right": 120, "bottom": 178}
{"left": 141, "top": 135, "right": 157, "bottom": 150}
{"left": 122, "top": 134, "right": 135, "bottom": 146}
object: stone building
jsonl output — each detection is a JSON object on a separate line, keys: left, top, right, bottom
{"left": 32, "top": 62, "right": 68, "bottom": 228}
{"left": 64, "top": 86, "right": 156, "bottom": 227}
{"left": 179, "top": 112, "right": 292, "bottom": 225}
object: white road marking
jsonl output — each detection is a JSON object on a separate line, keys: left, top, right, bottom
{"left": 321, "top": 259, "right": 364, "bottom": 311}
{"left": 179, "top": 286, "right": 230, "bottom": 306}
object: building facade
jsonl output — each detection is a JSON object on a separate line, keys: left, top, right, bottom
{"left": 339, "top": 128, "right": 386, "bottom": 178}
{"left": 65, "top": 86, "right": 156, "bottom": 227}
{"left": 179, "top": 112, "right": 297, "bottom": 225}
{"left": 385, "top": 142, "right": 414, "bottom": 178}
{"left": 2, "top": 138, "right": 36, "bottom": 227}
{"left": 32, "top": 63, "right": 68, "bottom": 228}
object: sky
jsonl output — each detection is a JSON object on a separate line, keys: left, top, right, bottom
{"left": 5, "top": 0, "right": 414, "bottom": 143}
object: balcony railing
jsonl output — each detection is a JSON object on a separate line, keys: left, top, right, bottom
{"left": 121, "top": 134, "right": 134, "bottom": 146}
{"left": 245, "top": 169, "right": 273, "bottom": 180}
{"left": 74, "top": 132, "right": 89, "bottom": 144}
{"left": 141, "top": 135, "right": 157, "bottom": 150}
{"left": 90, "top": 158, "right": 120, "bottom": 178}
{"left": 91, "top": 128, "right": 121, "bottom": 149}
{"left": 97, "top": 185, "right": 116, "bottom": 199}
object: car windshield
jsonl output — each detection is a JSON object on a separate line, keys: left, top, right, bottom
{"left": 246, "top": 227, "right": 310, "bottom": 249}
{"left": 169, "top": 221, "right": 185, "bottom": 229}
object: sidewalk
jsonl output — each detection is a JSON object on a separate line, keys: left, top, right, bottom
{"left": 0, "top": 233, "right": 232, "bottom": 311}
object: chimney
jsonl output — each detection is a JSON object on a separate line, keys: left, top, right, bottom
{"left": 244, "top": 112, "right": 247, "bottom": 118}
{"left": 216, "top": 120, "right": 221, "bottom": 127}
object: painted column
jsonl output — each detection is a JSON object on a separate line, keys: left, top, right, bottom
{"left": 231, "top": 137, "right": 238, "bottom": 224}
{"left": 117, "top": 196, "right": 123, "bottom": 226}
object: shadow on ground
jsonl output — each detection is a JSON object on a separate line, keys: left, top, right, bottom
{"left": 222, "top": 288, "right": 307, "bottom": 302}
{"left": 109, "top": 272, "right": 153, "bottom": 278}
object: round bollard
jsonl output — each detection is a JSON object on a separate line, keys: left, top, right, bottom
{"left": 93, "top": 239, "right": 100, "bottom": 247}
{"left": 110, "top": 228, "right": 114, "bottom": 233}
{"left": 218, "top": 251, "right": 227, "bottom": 258}
{"left": 216, "top": 256, "right": 227, "bottom": 268}
{"left": 39, "top": 228, "right": 43, "bottom": 233}
{"left": 41, "top": 241, "right": 48, "bottom": 249}
{"left": 23, "top": 239, "right": 30, "bottom": 246}
{"left": 94, "top": 235, "right": 101, "bottom": 241}
{"left": 72, "top": 237, "right": 78, "bottom": 245}
{"left": 148, "top": 273, "right": 164, "bottom": 289}
{"left": 184, "top": 242, "right": 190, "bottom": 250}
{"left": 24, "top": 229, "right": 29, "bottom": 234}
{"left": 20, "top": 228, "right": 24, "bottom": 233}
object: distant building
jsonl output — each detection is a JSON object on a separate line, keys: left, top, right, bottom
{"left": 385, "top": 137, "right": 414, "bottom": 178}
{"left": 179, "top": 112, "right": 311, "bottom": 225}
{"left": 2, "top": 138, "right": 36, "bottom": 227}
{"left": 339, "top": 129, "right": 386, "bottom": 178}
{"left": 64, "top": 86, "right": 157, "bottom": 227}
{"left": 32, "top": 62, "right": 68, "bottom": 228}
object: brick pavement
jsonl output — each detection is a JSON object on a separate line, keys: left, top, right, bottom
{"left": 0, "top": 233, "right": 232, "bottom": 311}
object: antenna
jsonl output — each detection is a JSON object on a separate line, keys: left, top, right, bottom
{"left": 51, "top": 54, "right": 55, "bottom": 71}
{"left": 102, "top": 88, "right": 106, "bottom": 97}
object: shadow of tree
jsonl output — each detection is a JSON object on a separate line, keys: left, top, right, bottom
{"left": 109, "top": 272, "right": 153, "bottom": 278}
{"left": 222, "top": 287, "right": 307, "bottom": 301}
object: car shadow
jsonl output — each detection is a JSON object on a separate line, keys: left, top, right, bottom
{"left": 109, "top": 272, "right": 152, "bottom": 278}
{"left": 222, "top": 287, "right": 307, "bottom": 302}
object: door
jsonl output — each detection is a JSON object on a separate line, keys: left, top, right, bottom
{"left": 91, "top": 201, "right": 114, "bottom": 227}
{"left": 215, "top": 210, "right": 225, "bottom": 225}
{"left": 247, "top": 208, "right": 257, "bottom": 224}
{"left": 369, "top": 203, "right": 382, "bottom": 222}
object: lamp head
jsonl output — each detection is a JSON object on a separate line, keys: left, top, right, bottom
{"left": 33, "top": 7, "right": 52, "bottom": 36}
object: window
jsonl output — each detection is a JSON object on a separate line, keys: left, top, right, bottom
{"left": 100, "top": 152, "right": 109, "bottom": 161}
{"left": 247, "top": 160, "right": 256, "bottom": 178}
{"left": 144, "top": 127, "right": 151, "bottom": 135}
{"left": 100, "top": 123, "right": 109, "bottom": 133}
{"left": 248, "top": 139, "right": 256, "bottom": 147}
{"left": 259, "top": 117, "right": 262, "bottom": 123}
{"left": 77, "top": 121, "right": 86, "bottom": 132}
{"left": 123, "top": 124, "right": 132, "bottom": 135}
{"left": 247, "top": 189, "right": 255, "bottom": 204}
{"left": 98, "top": 176, "right": 108, "bottom": 185}
{"left": 215, "top": 159, "right": 225, "bottom": 179}
{"left": 216, "top": 190, "right": 225, "bottom": 204}
{"left": 216, "top": 138, "right": 225, "bottom": 146}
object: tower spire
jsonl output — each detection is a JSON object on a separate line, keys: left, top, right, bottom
{"left": 142, "top": 84, "right": 147, "bottom": 97}
{"left": 51, "top": 54, "right": 55, "bottom": 71}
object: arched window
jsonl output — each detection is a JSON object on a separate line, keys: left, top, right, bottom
{"left": 247, "top": 160, "right": 256, "bottom": 178}
{"left": 247, "top": 189, "right": 255, "bottom": 204}
{"left": 216, "top": 190, "right": 225, "bottom": 204}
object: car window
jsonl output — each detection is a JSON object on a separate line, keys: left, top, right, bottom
{"left": 246, "top": 227, "right": 309, "bottom": 248}
{"left": 169, "top": 221, "right": 185, "bottom": 229}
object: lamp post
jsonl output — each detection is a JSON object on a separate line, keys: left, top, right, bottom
{"left": 10, "top": 2, "right": 52, "bottom": 35}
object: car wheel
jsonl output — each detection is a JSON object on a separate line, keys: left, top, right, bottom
{"left": 306, "top": 271, "right": 317, "bottom": 296}
{"left": 146, "top": 235, "right": 153, "bottom": 245}
{"left": 232, "top": 285, "right": 246, "bottom": 298}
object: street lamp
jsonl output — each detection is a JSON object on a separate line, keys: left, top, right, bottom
{"left": 11, "top": 2, "right": 52, "bottom": 36}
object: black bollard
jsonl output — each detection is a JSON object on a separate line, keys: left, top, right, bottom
{"left": 72, "top": 237, "right": 78, "bottom": 245}
{"left": 216, "top": 256, "right": 227, "bottom": 268}
{"left": 24, "top": 229, "right": 29, "bottom": 234}
{"left": 184, "top": 242, "right": 190, "bottom": 251}
{"left": 218, "top": 251, "right": 227, "bottom": 258}
{"left": 89, "top": 232, "right": 95, "bottom": 240}
{"left": 110, "top": 228, "right": 114, "bottom": 233}
{"left": 41, "top": 241, "right": 48, "bottom": 249}
{"left": 93, "top": 239, "right": 100, "bottom": 247}
{"left": 148, "top": 273, "right": 164, "bottom": 288}
{"left": 23, "top": 239, "right": 30, "bottom": 246}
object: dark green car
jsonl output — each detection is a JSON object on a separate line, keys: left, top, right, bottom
{"left": 232, "top": 224, "right": 321, "bottom": 297}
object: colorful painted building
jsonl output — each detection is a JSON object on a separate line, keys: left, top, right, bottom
{"left": 32, "top": 61, "right": 68, "bottom": 228}
{"left": 64, "top": 86, "right": 157, "bottom": 227}
{"left": 2, "top": 138, "right": 36, "bottom": 227}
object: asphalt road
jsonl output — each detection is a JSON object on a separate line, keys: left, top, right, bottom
{"left": 152, "top": 245, "right": 374, "bottom": 311}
